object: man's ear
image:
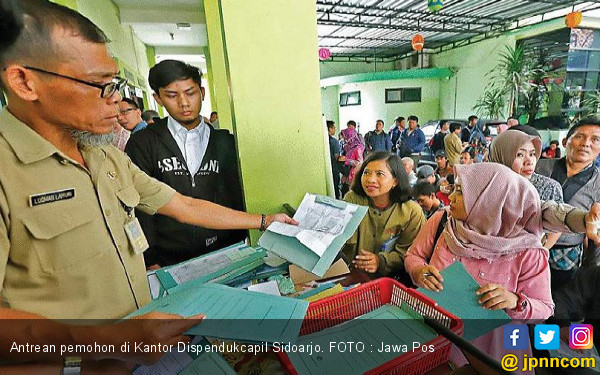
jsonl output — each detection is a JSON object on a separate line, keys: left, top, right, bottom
{"left": 3, "top": 65, "right": 39, "bottom": 101}
{"left": 200, "top": 86, "right": 205, "bottom": 101}
{"left": 562, "top": 138, "right": 567, "bottom": 148}
{"left": 152, "top": 92, "right": 163, "bottom": 107}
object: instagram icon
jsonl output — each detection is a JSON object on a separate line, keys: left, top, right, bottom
{"left": 569, "top": 324, "right": 594, "bottom": 350}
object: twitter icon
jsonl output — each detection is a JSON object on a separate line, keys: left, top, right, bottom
{"left": 534, "top": 324, "right": 560, "bottom": 350}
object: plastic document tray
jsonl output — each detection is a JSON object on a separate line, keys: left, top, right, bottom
{"left": 276, "top": 278, "right": 463, "bottom": 375}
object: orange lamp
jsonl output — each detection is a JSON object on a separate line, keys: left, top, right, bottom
{"left": 565, "top": 11, "right": 583, "bottom": 29}
{"left": 412, "top": 34, "right": 425, "bottom": 51}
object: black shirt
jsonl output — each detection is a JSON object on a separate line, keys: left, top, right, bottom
{"left": 550, "top": 157, "right": 595, "bottom": 202}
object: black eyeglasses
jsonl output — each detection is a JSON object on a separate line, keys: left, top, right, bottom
{"left": 24, "top": 66, "right": 127, "bottom": 98}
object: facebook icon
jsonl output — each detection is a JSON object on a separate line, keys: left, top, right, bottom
{"left": 503, "top": 324, "right": 529, "bottom": 350}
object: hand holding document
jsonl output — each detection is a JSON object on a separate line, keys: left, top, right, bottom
{"left": 268, "top": 194, "right": 357, "bottom": 256}
{"left": 260, "top": 193, "right": 368, "bottom": 277}
{"left": 126, "top": 283, "right": 308, "bottom": 344}
{"left": 417, "top": 262, "right": 510, "bottom": 340}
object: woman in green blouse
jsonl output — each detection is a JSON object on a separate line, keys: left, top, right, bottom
{"left": 342, "top": 151, "right": 426, "bottom": 278}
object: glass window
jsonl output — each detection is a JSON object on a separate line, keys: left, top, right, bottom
{"left": 340, "top": 91, "right": 361, "bottom": 107}
{"left": 588, "top": 51, "right": 600, "bottom": 71}
{"left": 384, "top": 88, "right": 421, "bottom": 103}
{"left": 566, "top": 72, "right": 585, "bottom": 88}
{"left": 567, "top": 50, "right": 589, "bottom": 70}
{"left": 385, "top": 89, "right": 402, "bottom": 103}
{"left": 585, "top": 72, "right": 599, "bottom": 90}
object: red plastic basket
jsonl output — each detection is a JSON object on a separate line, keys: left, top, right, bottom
{"left": 277, "top": 277, "right": 463, "bottom": 375}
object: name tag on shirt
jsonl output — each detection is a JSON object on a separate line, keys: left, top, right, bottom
{"left": 380, "top": 235, "right": 400, "bottom": 253}
{"left": 29, "top": 188, "right": 75, "bottom": 207}
{"left": 124, "top": 217, "right": 149, "bottom": 254}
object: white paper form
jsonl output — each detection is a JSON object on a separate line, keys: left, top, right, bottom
{"left": 267, "top": 193, "right": 357, "bottom": 256}
{"left": 147, "top": 271, "right": 167, "bottom": 300}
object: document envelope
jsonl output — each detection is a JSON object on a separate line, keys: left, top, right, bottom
{"left": 259, "top": 193, "right": 367, "bottom": 277}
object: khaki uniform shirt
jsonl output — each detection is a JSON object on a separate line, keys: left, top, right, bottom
{"left": 444, "top": 132, "right": 462, "bottom": 167}
{"left": 342, "top": 191, "right": 425, "bottom": 276}
{"left": 0, "top": 108, "right": 175, "bottom": 320}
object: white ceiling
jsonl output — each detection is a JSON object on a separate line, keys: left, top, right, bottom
{"left": 113, "top": 0, "right": 207, "bottom": 67}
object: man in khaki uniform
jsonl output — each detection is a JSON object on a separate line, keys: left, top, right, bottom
{"left": 0, "top": 1, "right": 294, "bottom": 372}
{"left": 444, "top": 122, "right": 463, "bottom": 167}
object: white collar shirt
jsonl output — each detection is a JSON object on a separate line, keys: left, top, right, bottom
{"left": 166, "top": 116, "right": 210, "bottom": 176}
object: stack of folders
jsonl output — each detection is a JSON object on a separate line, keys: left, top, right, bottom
{"left": 147, "top": 242, "right": 268, "bottom": 298}
{"left": 139, "top": 242, "right": 308, "bottom": 375}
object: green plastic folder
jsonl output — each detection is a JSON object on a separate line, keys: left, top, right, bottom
{"left": 287, "top": 304, "right": 437, "bottom": 375}
{"left": 417, "top": 262, "right": 511, "bottom": 341}
{"left": 258, "top": 194, "right": 368, "bottom": 277}
{"left": 155, "top": 242, "right": 265, "bottom": 292}
{"left": 125, "top": 283, "right": 309, "bottom": 344}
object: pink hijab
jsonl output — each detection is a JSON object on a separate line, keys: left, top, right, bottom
{"left": 442, "top": 163, "right": 545, "bottom": 260}
{"left": 341, "top": 127, "right": 364, "bottom": 158}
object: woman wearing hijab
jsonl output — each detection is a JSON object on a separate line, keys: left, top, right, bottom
{"left": 469, "top": 120, "right": 489, "bottom": 163}
{"left": 405, "top": 163, "right": 552, "bottom": 372}
{"left": 406, "top": 163, "right": 552, "bottom": 318}
{"left": 340, "top": 127, "right": 365, "bottom": 196}
{"left": 489, "top": 130, "right": 564, "bottom": 254}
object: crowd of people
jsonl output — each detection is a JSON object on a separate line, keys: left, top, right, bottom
{"left": 328, "top": 113, "right": 600, "bottom": 370}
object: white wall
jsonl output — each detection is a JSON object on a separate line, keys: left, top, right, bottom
{"left": 337, "top": 78, "right": 441, "bottom": 134}
{"left": 321, "top": 86, "right": 340, "bottom": 130}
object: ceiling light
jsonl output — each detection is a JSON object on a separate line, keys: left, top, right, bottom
{"left": 177, "top": 23, "right": 191, "bottom": 31}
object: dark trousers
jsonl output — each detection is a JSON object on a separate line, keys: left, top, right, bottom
{"left": 332, "top": 170, "right": 341, "bottom": 199}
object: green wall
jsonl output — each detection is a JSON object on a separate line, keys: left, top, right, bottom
{"left": 433, "top": 35, "right": 515, "bottom": 120}
{"left": 433, "top": 18, "right": 566, "bottom": 120}
{"left": 52, "top": 0, "right": 77, "bottom": 10}
{"left": 205, "top": 0, "right": 328, "bottom": 243}
{"left": 320, "top": 61, "right": 394, "bottom": 79}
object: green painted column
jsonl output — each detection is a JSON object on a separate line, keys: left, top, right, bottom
{"left": 203, "top": 46, "right": 217, "bottom": 118}
{"left": 204, "top": 0, "right": 329, "bottom": 243}
{"left": 53, "top": 0, "right": 77, "bottom": 10}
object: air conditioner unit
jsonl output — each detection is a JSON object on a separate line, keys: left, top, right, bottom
{"left": 395, "top": 53, "right": 431, "bottom": 70}
{"left": 418, "top": 53, "right": 430, "bottom": 68}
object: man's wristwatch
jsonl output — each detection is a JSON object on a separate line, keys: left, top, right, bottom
{"left": 515, "top": 293, "right": 528, "bottom": 312}
{"left": 61, "top": 356, "right": 82, "bottom": 375}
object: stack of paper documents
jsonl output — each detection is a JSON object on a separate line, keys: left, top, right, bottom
{"left": 417, "top": 262, "right": 511, "bottom": 340}
{"left": 126, "top": 283, "right": 309, "bottom": 344}
{"left": 287, "top": 304, "right": 437, "bottom": 375}
{"left": 259, "top": 193, "right": 367, "bottom": 277}
{"left": 154, "top": 242, "right": 265, "bottom": 293}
